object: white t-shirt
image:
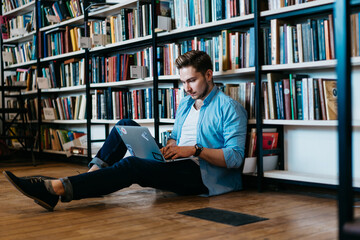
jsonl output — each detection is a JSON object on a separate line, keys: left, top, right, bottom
{"left": 178, "top": 105, "right": 200, "bottom": 147}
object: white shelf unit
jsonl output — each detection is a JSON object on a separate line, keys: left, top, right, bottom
{"left": 39, "top": 15, "right": 85, "bottom": 32}
{"left": 3, "top": 60, "right": 37, "bottom": 70}
{"left": 3, "top": 31, "right": 36, "bottom": 44}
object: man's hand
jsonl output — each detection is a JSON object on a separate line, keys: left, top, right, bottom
{"left": 160, "top": 145, "right": 195, "bottom": 160}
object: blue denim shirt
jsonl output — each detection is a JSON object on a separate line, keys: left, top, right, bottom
{"left": 171, "top": 86, "right": 248, "bottom": 196}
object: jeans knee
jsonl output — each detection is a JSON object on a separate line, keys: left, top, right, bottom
{"left": 116, "top": 119, "right": 140, "bottom": 126}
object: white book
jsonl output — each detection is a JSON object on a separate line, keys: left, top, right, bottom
{"left": 287, "top": 26, "right": 293, "bottom": 64}
{"left": 302, "top": 78, "right": 308, "bottom": 120}
{"left": 73, "top": 95, "right": 80, "bottom": 120}
{"left": 78, "top": 95, "right": 86, "bottom": 120}
{"left": 238, "top": 82, "right": 246, "bottom": 108}
{"left": 231, "top": 33, "right": 236, "bottom": 70}
{"left": 307, "top": 78, "right": 314, "bottom": 120}
{"left": 112, "top": 91, "right": 116, "bottom": 120}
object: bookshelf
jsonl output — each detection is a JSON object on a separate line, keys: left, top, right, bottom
{"left": 1, "top": 0, "right": 359, "bottom": 203}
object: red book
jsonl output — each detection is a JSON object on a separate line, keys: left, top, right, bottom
{"left": 119, "top": 91, "right": 123, "bottom": 119}
{"left": 133, "top": 90, "right": 138, "bottom": 119}
{"left": 282, "top": 78, "right": 291, "bottom": 120}
{"left": 252, "top": 132, "right": 279, "bottom": 157}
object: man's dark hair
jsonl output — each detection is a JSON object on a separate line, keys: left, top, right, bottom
{"left": 175, "top": 50, "right": 213, "bottom": 76}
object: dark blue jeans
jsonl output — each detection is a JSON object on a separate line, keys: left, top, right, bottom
{"left": 67, "top": 119, "right": 208, "bottom": 200}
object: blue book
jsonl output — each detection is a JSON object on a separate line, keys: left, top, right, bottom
{"left": 53, "top": 2, "right": 64, "bottom": 21}
{"left": 188, "top": 0, "right": 195, "bottom": 26}
{"left": 43, "top": 32, "right": 47, "bottom": 58}
{"left": 274, "top": 82, "right": 281, "bottom": 119}
{"left": 278, "top": 81, "right": 285, "bottom": 119}
{"left": 116, "top": 54, "right": 120, "bottom": 82}
{"left": 67, "top": 98, "right": 73, "bottom": 119}
{"left": 318, "top": 19, "right": 326, "bottom": 61}
{"left": 249, "top": 27, "right": 255, "bottom": 67}
{"left": 215, "top": 0, "right": 224, "bottom": 20}
{"left": 296, "top": 80, "right": 303, "bottom": 120}
{"left": 310, "top": 19, "right": 318, "bottom": 61}
{"left": 279, "top": 26, "right": 284, "bottom": 64}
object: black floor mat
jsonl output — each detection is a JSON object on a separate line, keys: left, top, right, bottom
{"left": 179, "top": 207, "right": 268, "bottom": 226}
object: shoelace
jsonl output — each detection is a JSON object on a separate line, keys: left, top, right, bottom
{"left": 29, "top": 177, "right": 45, "bottom": 183}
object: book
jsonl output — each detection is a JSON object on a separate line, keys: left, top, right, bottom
{"left": 282, "top": 78, "right": 291, "bottom": 120}
{"left": 323, "top": 79, "right": 337, "bottom": 120}
{"left": 317, "top": 78, "right": 327, "bottom": 120}
{"left": 266, "top": 72, "right": 284, "bottom": 119}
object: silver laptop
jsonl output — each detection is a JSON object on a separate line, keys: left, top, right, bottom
{"left": 115, "top": 125, "right": 198, "bottom": 163}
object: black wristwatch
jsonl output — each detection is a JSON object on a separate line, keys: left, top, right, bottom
{"left": 194, "top": 143, "right": 203, "bottom": 157}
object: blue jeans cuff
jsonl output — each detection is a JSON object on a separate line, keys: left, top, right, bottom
{"left": 88, "top": 157, "right": 109, "bottom": 169}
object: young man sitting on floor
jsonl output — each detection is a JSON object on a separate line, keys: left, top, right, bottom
{"left": 3, "top": 50, "right": 248, "bottom": 211}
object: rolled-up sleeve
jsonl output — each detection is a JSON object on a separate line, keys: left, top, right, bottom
{"left": 221, "top": 100, "right": 248, "bottom": 168}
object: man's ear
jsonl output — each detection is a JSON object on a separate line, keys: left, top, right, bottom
{"left": 206, "top": 69, "right": 213, "bottom": 82}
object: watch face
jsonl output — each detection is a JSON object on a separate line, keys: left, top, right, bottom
{"left": 196, "top": 143, "right": 203, "bottom": 149}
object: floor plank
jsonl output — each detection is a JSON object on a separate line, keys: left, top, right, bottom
{"left": 0, "top": 161, "right": 358, "bottom": 240}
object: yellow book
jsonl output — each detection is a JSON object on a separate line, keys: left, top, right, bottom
{"left": 110, "top": 16, "right": 116, "bottom": 44}
{"left": 69, "top": 28, "right": 77, "bottom": 52}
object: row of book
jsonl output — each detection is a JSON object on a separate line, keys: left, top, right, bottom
{"left": 1, "top": 12, "right": 35, "bottom": 39}
{"left": 265, "top": 73, "right": 337, "bottom": 120}
{"left": 90, "top": 52, "right": 150, "bottom": 83}
{"left": 4, "top": 67, "right": 37, "bottom": 91}
{"left": 40, "top": 26, "right": 83, "bottom": 58}
{"left": 158, "top": 29, "right": 255, "bottom": 76}
{"left": 42, "top": 58, "right": 85, "bottom": 88}
{"left": 41, "top": 95, "right": 86, "bottom": 121}
{"left": 3, "top": 38, "right": 36, "bottom": 66}
{"left": 2, "top": 0, "right": 33, "bottom": 13}
{"left": 266, "top": 15, "right": 335, "bottom": 65}
{"left": 91, "top": 87, "right": 184, "bottom": 120}
{"left": 246, "top": 128, "right": 279, "bottom": 158}
{"left": 266, "top": 0, "right": 313, "bottom": 11}
{"left": 40, "top": 126, "right": 85, "bottom": 152}
{"left": 170, "top": 0, "right": 253, "bottom": 30}
{"left": 224, "top": 82, "right": 256, "bottom": 119}
{"left": 38, "top": 0, "right": 83, "bottom": 28}
{"left": 107, "top": 3, "right": 152, "bottom": 44}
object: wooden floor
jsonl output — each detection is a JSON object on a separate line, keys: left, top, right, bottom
{"left": 0, "top": 160, "right": 356, "bottom": 240}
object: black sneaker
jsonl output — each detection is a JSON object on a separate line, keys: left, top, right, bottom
{"left": 3, "top": 171, "right": 59, "bottom": 211}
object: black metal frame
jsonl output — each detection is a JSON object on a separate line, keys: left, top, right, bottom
{"left": 335, "top": 0, "right": 355, "bottom": 239}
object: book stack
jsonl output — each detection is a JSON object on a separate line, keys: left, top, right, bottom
{"left": 265, "top": 15, "right": 335, "bottom": 65}
{"left": 90, "top": 49, "right": 152, "bottom": 83}
{"left": 2, "top": 0, "right": 34, "bottom": 13}
{"left": 41, "top": 95, "right": 86, "bottom": 120}
{"left": 265, "top": 73, "right": 337, "bottom": 120}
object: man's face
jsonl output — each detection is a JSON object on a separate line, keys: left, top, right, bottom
{"left": 179, "top": 66, "right": 214, "bottom": 100}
